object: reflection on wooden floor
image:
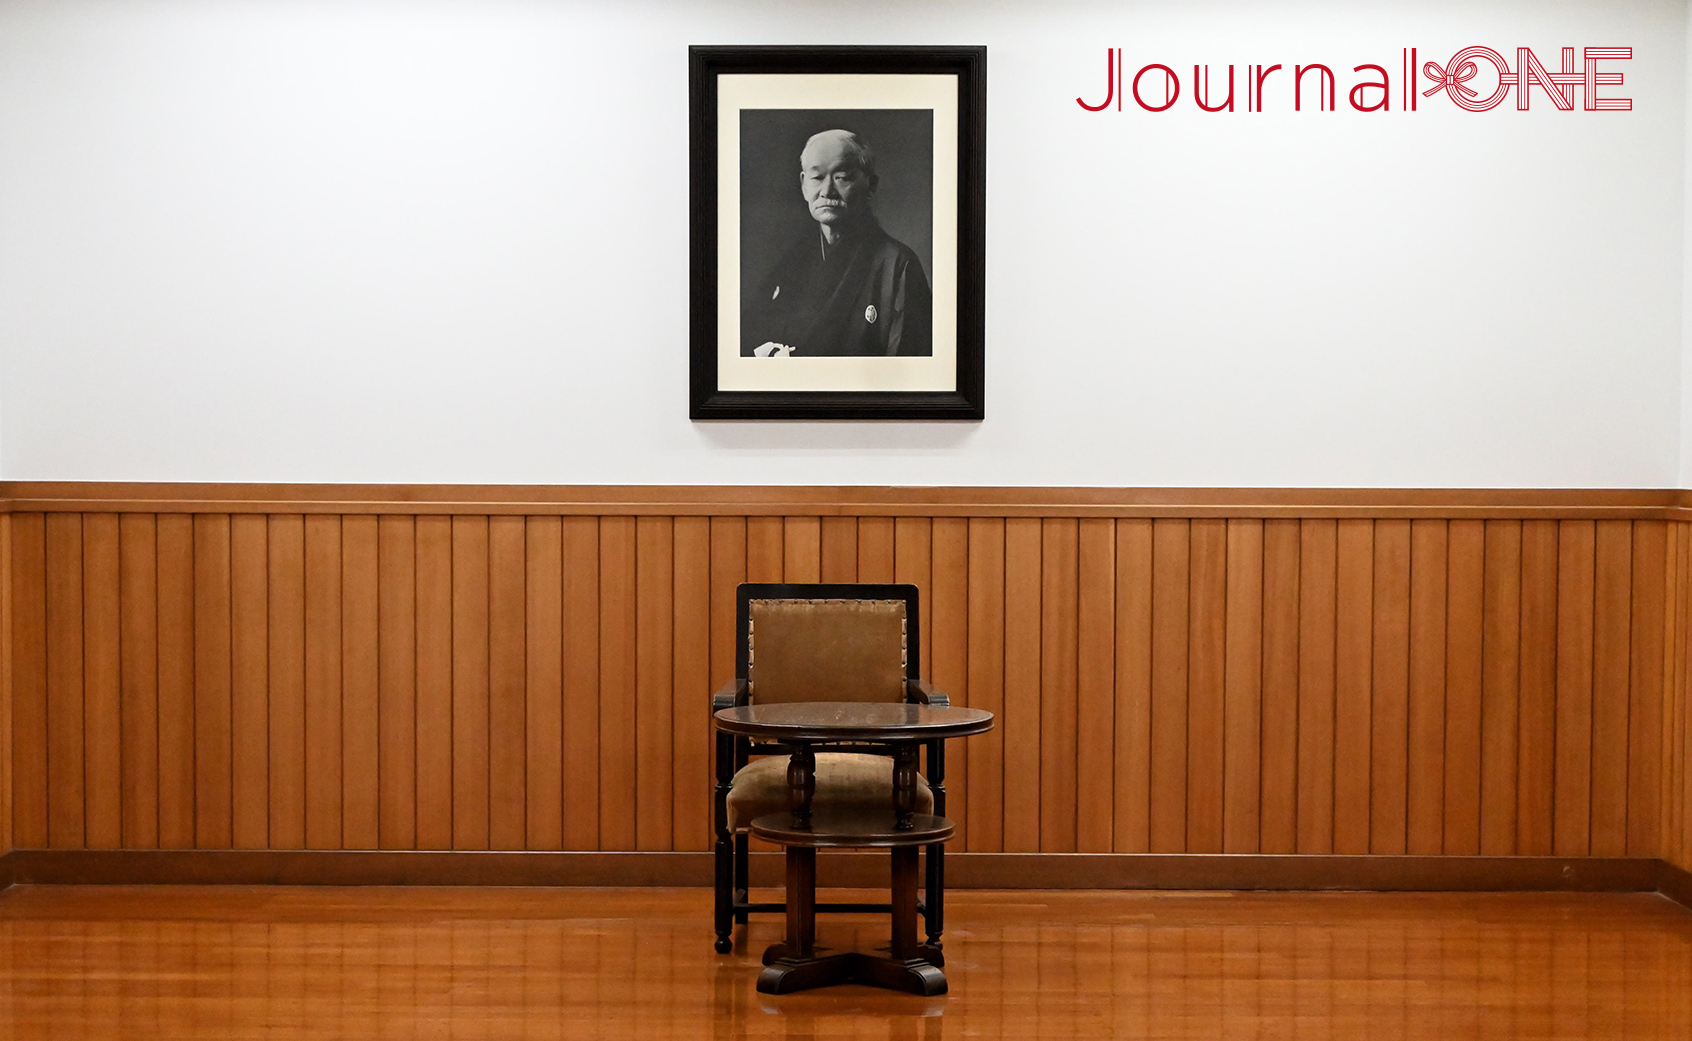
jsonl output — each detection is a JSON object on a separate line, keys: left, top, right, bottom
{"left": 0, "top": 886, "right": 1689, "bottom": 1038}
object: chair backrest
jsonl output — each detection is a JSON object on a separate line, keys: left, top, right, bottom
{"left": 737, "top": 583, "right": 919, "bottom": 705}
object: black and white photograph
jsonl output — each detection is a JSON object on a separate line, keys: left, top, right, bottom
{"left": 739, "top": 111, "right": 934, "bottom": 359}
{"left": 689, "top": 46, "right": 986, "bottom": 420}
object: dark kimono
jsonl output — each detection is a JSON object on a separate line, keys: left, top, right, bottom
{"left": 743, "top": 222, "right": 932, "bottom": 357}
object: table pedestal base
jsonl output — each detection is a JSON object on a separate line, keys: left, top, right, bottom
{"left": 748, "top": 811, "right": 954, "bottom": 996}
{"left": 757, "top": 950, "right": 947, "bottom": 995}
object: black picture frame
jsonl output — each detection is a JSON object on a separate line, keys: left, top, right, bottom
{"left": 689, "top": 46, "right": 986, "bottom": 420}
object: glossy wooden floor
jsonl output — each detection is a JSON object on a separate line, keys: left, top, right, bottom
{"left": 0, "top": 886, "right": 1689, "bottom": 1039}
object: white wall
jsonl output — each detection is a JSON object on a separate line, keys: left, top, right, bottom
{"left": 0, "top": 0, "right": 1684, "bottom": 487}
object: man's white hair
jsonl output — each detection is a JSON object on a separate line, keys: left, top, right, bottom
{"left": 801, "top": 129, "right": 878, "bottom": 183}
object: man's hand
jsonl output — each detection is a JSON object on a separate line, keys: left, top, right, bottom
{"left": 753, "top": 341, "right": 795, "bottom": 358}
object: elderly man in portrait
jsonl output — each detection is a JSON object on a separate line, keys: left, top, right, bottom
{"left": 744, "top": 129, "right": 933, "bottom": 358}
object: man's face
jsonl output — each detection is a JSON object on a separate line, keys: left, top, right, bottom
{"left": 799, "top": 136, "right": 874, "bottom": 227}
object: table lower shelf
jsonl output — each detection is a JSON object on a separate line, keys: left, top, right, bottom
{"left": 749, "top": 811, "right": 953, "bottom": 847}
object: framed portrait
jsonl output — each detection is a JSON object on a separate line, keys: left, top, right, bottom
{"left": 689, "top": 46, "right": 986, "bottom": 420}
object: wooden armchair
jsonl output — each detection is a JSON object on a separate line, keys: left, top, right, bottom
{"left": 711, "top": 583, "right": 951, "bottom": 954}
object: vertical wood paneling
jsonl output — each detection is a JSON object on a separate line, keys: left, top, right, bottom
{"left": 1113, "top": 520, "right": 1153, "bottom": 854}
{"left": 1554, "top": 521, "right": 1596, "bottom": 857}
{"left": 1259, "top": 520, "right": 1300, "bottom": 855}
{"left": 1518, "top": 521, "right": 1559, "bottom": 856}
{"left": 634, "top": 516, "right": 673, "bottom": 851}
{"left": 783, "top": 517, "right": 821, "bottom": 583}
{"left": 341, "top": 515, "right": 380, "bottom": 851}
{"left": 1075, "top": 519, "right": 1115, "bottom": 853}
{"left": 8, "top": 500, "right": 1689, "bottom": 864}
{"left": 45, "top": 513, "right": 84, "bottom": 848}
{"left": 1627, "top": 521, "right": 1665, "bottom": 857}
{"left": 1590, "top": 520, "right": 1632, "bottom": 857}
{"left": 524, "top": 517, "right": 563, "bottom": 851}
{"left": 931, "top": 518, "right": 969, "bottom": 847}
{"left": 1296, "top": 520, "right": 1337, "bottom": 854}
{"left": 1444, "top": 520, "right": 1485, "bottom": 856}
{"left": 487, "top": 516, "right": 527, "bottom": 851}
{"left": 449, "top": 516, "right": 489, "bottom": 851}
{"left": 0, "top": 515, "right": 9, "bottom": 854}
{"left": 857, "top": 517, "right": 895, "bottom": 584}
{"left": 1222, "top": 520, "right": 1262, "bottom": 853}
{"left": 82, "top": 515, "right": 121, "bottom": 849}
{"left": 303, "top": 516, "right": 342, "bottom": 850}
{"left": 745, "top": 517, "right": 783, "bottom": 584}
{"left": 672, "top": 517, "right": 712, "bottom": 852}
{"left": 966, "top": 518, "right": 1006, "bottom": 852}
{"left": 820, "top": 517, "right": 857, "bottom": 583}
{"left": 11, "top": 513, "right": 47, "bottom": 849}
{"left": 561, "top": 517, "right": 601, "bottom": 850}
{"left": 230, "top": 515, "right": 269, "bottom": 850}
{"left": 1333, "top": 520, "right": 1374, "bottom": 855}
{"left": 1186, "top": 519, "right": 1226, "bottom": 854}
{"left": 156, "top": 515, "right": 195, "bottom": 849}
{"left": 376, "top": 515, "right": 416, "bottom": 850}
{"left": 1001, "top": 518, "right": 1041, "bottom": 853}
{"left": 1149, "top": 519, "right": 1189, "bottom": 853}
{"left": 598, "top": 516, "right": 637, "bottom": 851}
{"left": 1480, "top": 521, "right": 1521, "bottom": 856}
{"left": 117, "top": 514, "right": 157, "bottom": 850}
{"left": 1039, "top": 519, "right": 1079, "bottom": 852}
{"left": 894, "top": 518, "right": 933, "bottom": 673}
{"left": 413, "top": 517, "right": 453, "bottom": 850}
{"left": 1370, "top": 521, "right": 1411, "bottom": 854}
{"left": 1406, "top": 520, "right": 1448, "bottom": 855}
{"left": 192, "top": 515, "right": 232, "bottom": 849}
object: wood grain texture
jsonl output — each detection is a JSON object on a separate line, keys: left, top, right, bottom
{"left": 1039, "top": 519, "right": 1079, "bottom": 852}
{"left": 376, "top": 515, "right": 415, "bottom": 851}
{"left": 0, "top": 515, "right": 10, "bottom": 855}
{"left": 1259, "top": 520, "right": 1300, "bottom": 855}
{"left": 1222, "top": 520, "right": 1262, "bottom": 854}
{"left": 6, "top": 493, "right": 1688, "bottom": 864}
{"left": 192, "top": 515, "right": 232, "bottom": 850}
{"left": 45, "top": 513, "right": 84, "bottom": 850}
{"left": 486, "top": 516, "right": 526, "bottom": 852}
{"left": 303, "top": 515, "right": 342, "bottom": 850}
{"left": 117, "top": 515, "right": 157, "bottom": 850}
{"left": 156, "top": 516, "right": 195, "bottom": 849}
{"left": 1149, "top": 519, "right": 1190, "bottom": 854}
{"left": 0, "top": 885, "right": 1690, "bottom": 1038}
{"left": 341, "top": 515, "right": 380, "bottom": 851}
{"left": 230, "top": 515, "right": 269, "bottom": 850}
{"left": 1075, "top": 519, "right": 1115, "bottom": 854}
{"left": 81, "top": 515, "right": 120, "bottom": 850}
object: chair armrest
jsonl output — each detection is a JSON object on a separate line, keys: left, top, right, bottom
{"left": 711, "top": 678, "right": 748, "bottom": 712}
{"left": 906, "top": 678, "right": 950, "bottom": 708}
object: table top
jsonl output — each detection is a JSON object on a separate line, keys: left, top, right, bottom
{"left": 713, "top": 701, "right": 994, "bottom": 742}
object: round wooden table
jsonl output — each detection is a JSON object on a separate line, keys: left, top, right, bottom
{"left": 713, "top": 702, "right": 993, "bottom": 995}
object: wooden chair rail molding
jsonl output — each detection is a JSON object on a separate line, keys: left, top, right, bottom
{"left": 1, "top": 483, "right": 1690, "bottom": 899}
{"left": 2, "top": 482, "right": 1692, "bottom": 518}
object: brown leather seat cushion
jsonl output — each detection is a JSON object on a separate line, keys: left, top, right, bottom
{"left": 726, "top": 752, "right": 933, "bottom": 832}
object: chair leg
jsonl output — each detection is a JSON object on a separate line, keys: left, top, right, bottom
{"left": 924, "top": 841, "right": 944, "bottom": 948}
{"left": 734, "top": 832, "right": 751, "bottom": 925}
{"left": 713, "top": 827, "right": 734, "bottom": 954}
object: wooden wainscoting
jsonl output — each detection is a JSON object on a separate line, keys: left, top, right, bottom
{"left": 1672, "top": 519, "right": 1692, "bottom": 876}
{"left": 3, "top": 484, "right": 1687, "bottom": 874}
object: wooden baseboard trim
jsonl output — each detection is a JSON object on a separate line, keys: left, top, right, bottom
{"left": 1657, "top": 861, "right": 1692, "bottom": 911}
{"left": 1, "top": 850, "right": 1683, "bottom": 903}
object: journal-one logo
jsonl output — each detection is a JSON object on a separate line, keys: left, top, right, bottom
{"left": 1077, "top": 47, "right": 1633, "bottom": 113}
